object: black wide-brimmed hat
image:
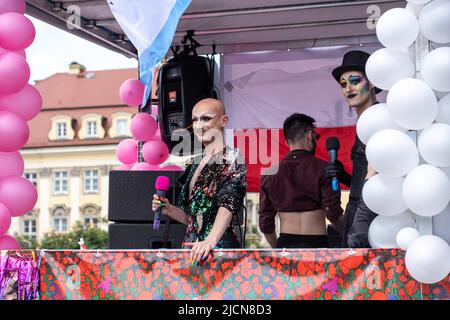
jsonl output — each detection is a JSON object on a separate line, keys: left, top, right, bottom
{"left": 332, "top": 50, "right": 382, "bottom": 94}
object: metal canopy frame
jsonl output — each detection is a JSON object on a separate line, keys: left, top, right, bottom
{"left": 25, "top": 0, "right": 404, "bottom": 58}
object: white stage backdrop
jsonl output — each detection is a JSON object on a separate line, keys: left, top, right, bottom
{"left": 222, "top": 45, "right": 388, "bottom": 191}
{"left": 223, "top": 45, "right": 386, "bottom": 129}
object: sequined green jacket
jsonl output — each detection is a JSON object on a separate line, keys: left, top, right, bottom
{"left": 177, "top": 147, "right": 247, "bottom": 248}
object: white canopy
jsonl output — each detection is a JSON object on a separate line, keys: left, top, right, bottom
{"left": 25, "top": 0, "right": 404, "bottom": 58}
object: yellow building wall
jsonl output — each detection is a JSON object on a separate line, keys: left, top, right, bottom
{"left": 11, "top": 145, "right": 188, "bottom": 241}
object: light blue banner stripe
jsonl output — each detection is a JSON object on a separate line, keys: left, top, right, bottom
{"left": 139, "top": 0, "right": 192, "bottom": 107}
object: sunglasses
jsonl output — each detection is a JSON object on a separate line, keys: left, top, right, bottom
{"left": 304, "top": 128, "right": 321, "bottom": 140}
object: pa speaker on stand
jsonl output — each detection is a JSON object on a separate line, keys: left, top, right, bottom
{"left": 157, "top": 53, "right": 217, "bottom": 155}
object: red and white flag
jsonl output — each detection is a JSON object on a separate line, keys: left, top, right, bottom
{"left": 223, "top": 46, "right": 386, "bottom": 191}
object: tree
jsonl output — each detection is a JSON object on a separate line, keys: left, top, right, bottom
{"left": 16, "top": 235, "right": 39, "bottom": 250}
{"left": 17, "top": 220, "right": 108, "bottom": 250}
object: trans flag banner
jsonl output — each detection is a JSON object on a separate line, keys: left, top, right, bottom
{"left": 108, "top": 0, "right": 191, "bottom": 106}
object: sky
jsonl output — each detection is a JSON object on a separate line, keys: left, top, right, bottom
{"left": 25, "top": 16, "right": 138, "bottom": 83}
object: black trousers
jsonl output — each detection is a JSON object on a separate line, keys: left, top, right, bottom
{"left": 276, "top": 233, "right": 329, "bottom": 249}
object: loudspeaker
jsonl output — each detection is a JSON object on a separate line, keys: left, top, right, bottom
{"left": 108, "top": 223, "right": 186, "bottom": 249}
{"left": 157, "top": 55, "right": 215, "bottom": 154}
{"left": 108, "top": 170, "right": 184, "bottom": 223}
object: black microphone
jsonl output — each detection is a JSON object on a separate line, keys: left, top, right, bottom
{"left": 326, "top": 136, "right": 340, "bottom": 192}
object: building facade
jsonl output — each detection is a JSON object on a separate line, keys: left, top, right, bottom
{"left": 9, "top": 63, "right": 184, "bottom": 241}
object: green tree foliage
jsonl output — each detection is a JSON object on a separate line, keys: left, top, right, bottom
{"left": 16, "top": 235, "right": 40, "bottom": 249}
{"left": 17, "top": 220, "right": 108, "bottom": 250}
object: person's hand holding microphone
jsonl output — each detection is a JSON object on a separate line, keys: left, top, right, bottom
{"left": 325, "top": 136, "right": 352, "bottom": 188}
{"left": 152, "top": 176, "right": 171, "bottom": 230}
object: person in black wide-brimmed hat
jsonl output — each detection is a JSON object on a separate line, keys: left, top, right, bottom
{"left": 326, "top": 50, "right": 380, "bottom": 248}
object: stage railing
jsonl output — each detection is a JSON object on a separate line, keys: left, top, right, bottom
{"left": 1, "top": 249, "right": 449, "bottom": 300}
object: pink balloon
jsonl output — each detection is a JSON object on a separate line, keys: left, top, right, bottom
{"left": 0, "top": 176, "right": 37, "bottom": 217}
{"left": 0, "top": 1, "right": 25, "bottom": 15}
{"left": 162, "top": 165, "right": 184, "bottom": 171}
{"left": 119, "top": 78, "right": 145, "bottom": 107}
{"left": 0, "top": 202, "right": 11, "bottom": 235}
{"left": 0, "top": 234, "right": 20, "bottom": 250}
{"left": 0, "top": 13, "right": 35, "bottom": 51}
{"left": 154, "top": 130, "right": 161, "bottom": 140}
{"left": 0, "top": 84, "right": 42, "bottom": 121}
{"left": 116, "top": 139, "right": 138, "bottom": 164}
{"left": 142, "top": 140, "right": 170, "bottom": 165}
{"left": 0, "top": 46, "right": 26, "bottom": 58}
{"left": 0, "top": 111, "right": 29, "bottom": 152}
{"left": 0, "top": 151, "right": 24, "bottom": 179}
{"left": 132, "top": 162, "right": 161, "bottom": 171}
{"left": 115, "top": 163, "right": 134, "bottom": 170}
{"left": 0, "top": 53, "right": 30, "bottom": 94}
{"left": 130, "top": 113, "right": 157, "bottom": 141}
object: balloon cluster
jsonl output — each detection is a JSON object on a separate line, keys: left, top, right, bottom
{"left": 0, "top": 0, "right": 40, "bottom": 250}
{"left": 116, "top": 80, "right": 183, "bottom": 171}
{"left": 359, "top": 0, "right": 450, "bottom": 284}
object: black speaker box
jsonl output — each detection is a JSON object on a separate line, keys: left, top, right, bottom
{"left": 327, "top": 225, "right": 343, "bottom": 248}
{"left": 108, "top": 223, "right": 186, "bottom": 249}
{"left": 108, "top": 170, "right": 184, "bottom": 223}
{"left": 158, "top": 55, "right": 215, "bottom": 154}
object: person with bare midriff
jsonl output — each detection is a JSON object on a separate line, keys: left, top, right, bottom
{"left": 259, "top": 113, "right": 344, "bottom": 248}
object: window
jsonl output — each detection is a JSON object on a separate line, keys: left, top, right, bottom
{"left": 25, "top": 172, "right": 38, "bottom": 186}
{"left": 87, "top": 121, "right": 97, "bottom": 137}
{"left": 56, "top": 122, "right": 67, "bottom": 138}
{"left": 22, "top": 219, "right": 37, "bottom": 238}
{"left": 51, "top": 206, "right": 69, "bottom": 233}
{"left": 84, "top": 216, "right": 99, "bottom": 228}
{"left": 109, "top": 112, "right": 132, "bottom": 138}
{"left": 49, "top": 116, "right": 74, "bottom": 141}
{"left": 79, "top": 114, "right": 104, "bottom": 139}
{"left": 53, "top": 171, "right": 68, "bottom": 194}
{"left": 84, "top": 170, "right": 98, "bottom": 193}
{"left": 117, "top": 119, "right": 128, "bottom": 136}
{"left": 53, "top": 217, "right": 68, "bottom": 232}
{"left": 81, "top": 204, "right": 101, "bottom": 228}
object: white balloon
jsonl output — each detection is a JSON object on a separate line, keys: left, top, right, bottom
{"left": 435, "top": 90, "right": 449, "bottom": 100}
{"left": 365, "top": 48, "right": 415, "bottom": 90}
{"left": 418, "top": 123, "right": 450, "bottom": 167}
{"left": 421, "top": 47, "right": 450, "bottom": 92}
{"left": 403, "top": 164, "right": 450, "bottom": 216}
{"left": 407, "top": 0, "right": 431, "bottom": 4}
{"left": 356, "top": 103, "right": 408, "bottom": 144}
{"left": 387, "top": 78, "right": 438, "bottom": 130}
{"left": 401, "top": 44, "right": 417, "bottom": 63}
{"left": 366, "top": 129, "right": 419, "bottom": 177}
{"left": 405, "top": 235, "right": 450, "bottom": 284}
{"left": 362, "top": 174, "right": 408, "bottom": 216}
{"left": 434, "top": 205, "right": 450, "bottom": 245}
{"left": 376, "top": 8, "right": 419, "bottom": 49}
{"left": 368, "top": 211, "right": 416, "bottom": 248}
{"left": 436, "top": 93, "right": 450, "bottom": 125}
{"left": 405, "top": 2, "right": 425, "bottom": 17}
{"left": 396, "top": 227, "right": 420, "bottom": 250}
{"left": 442, "top": 166, "right": 450, "bottom": 179}
{"left": 419, "top": 0, "right": 450, "bottom": 44}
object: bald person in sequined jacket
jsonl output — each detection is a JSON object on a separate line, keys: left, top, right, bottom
{"left": 152, "top": 98, "right": 247, "bottom": 264}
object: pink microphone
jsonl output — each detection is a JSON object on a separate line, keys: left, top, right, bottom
{"left": 154, "top": 176, "right": 170, "bottom": 230}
